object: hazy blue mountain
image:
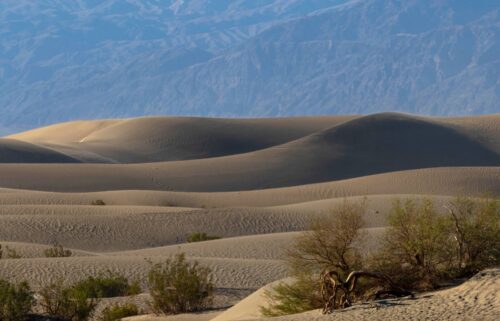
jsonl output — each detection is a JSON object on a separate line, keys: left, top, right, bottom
{"left": 0, "top": 0, "right": 498, "bottom": 132}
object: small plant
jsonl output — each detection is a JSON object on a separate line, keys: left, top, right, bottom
{"left": 187, "top": 232, "right": 220, "bottom": 243}
{"left": 99, "top": 303, "right": 140, "bottom": 321}
{"left": 6, "top": 246, "right": 22, "bottom": 259}
{"left": 39, "top": 280, "right": 99, "bottom": 321}
{"left": 72, "top": 271, "right": 141, "bottom": 298}
{"left": 91, "top": 200, "right": 106, "bottom": 206}
{"left": 44, "top": 243, "right": 72, "bottom": 258}
{"left": 147, "top": 253, "right": 214, "bottom": 314}
{"left": 0, "top": 279, "right": 35, "bottom": 321}
{"left": 260, "top": 274, "right": 321, "bottom": 317}
{"left": 0, "top": 244, "right": 22, "bottom": 259}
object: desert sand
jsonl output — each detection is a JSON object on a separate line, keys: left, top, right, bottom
{"left": 0, "top": 113, "right": 498, "bottom": 320}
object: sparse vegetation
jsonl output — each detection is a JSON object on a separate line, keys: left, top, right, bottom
{"left": 263, "top": 196, "right": 500, "bottom": 316}
{"left": 374, "top": 197, "right": 499, "bottom": 289}
{"left": 0, "top": 279, "right": 34, "bottom": 321}
{"left": 0, "top": 244, "right": 22, "bottom": 259}
{"left": 264, "top": 199, "right": 369, "bottom": 316}
{"left": 5, "top": 246, "right": 22, "bottom": 259}
{"left": 445, "top": 196, "right": 500, "bottom": 275}
{"left": 39, "top": 279, "right": 99, "bottom": 321}
{"left": 187, "top": 232, "right": 220, "bottom": 243}
{"left": 260, "top": 274, "right": 321, "bottom": 317}
{"left": 72, "top": 271, "right": 141, "bottom": 298}
{"left": 99, "top": 303, "right": 140, "bottom": 321}
{"left": 147, "top": 253, "right": 214, "bottom": 315}
{"left": 44, "top": 243, "right": 72, "bottom": 258}
{"left": 373, "top": 199, "right": 453, "bottom": 289}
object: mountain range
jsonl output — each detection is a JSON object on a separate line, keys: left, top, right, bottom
{"left": 1, "top": 0, "right": 498, "bottom": 134}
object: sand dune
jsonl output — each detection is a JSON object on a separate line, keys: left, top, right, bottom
{"left": 0, "top": 194, "right": 436, "bottom": 251}
{"left": 0, "top": 138, "right": 80, "bottom": 163}
{"left": 0, "top": 255, "right": 287, "bottom": 291}
{"left": 9, "top": 116, "right": 354, "bottom": 163}
{"left": 0, "top": 114, "right": 498, "bottom": 321}
{"left": 2, "top": 114, "right": 498, "bottom": 192}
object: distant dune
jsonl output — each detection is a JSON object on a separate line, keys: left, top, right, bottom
{"left": 9, "top": 116, "right": 354, "bottom": 163}
{"left": 2, "top": 113, "right": 499, "bottom": 192}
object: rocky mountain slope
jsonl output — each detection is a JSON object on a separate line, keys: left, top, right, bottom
{"left": 1, "top": 0, "right": 498, "bottom": 133}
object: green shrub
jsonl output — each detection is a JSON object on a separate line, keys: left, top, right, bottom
{"left": 0, "top": 245, "right": 22, "bottom": 259}
{"left": 39, "top": 280, "right": 99, "bottom": 321}
{"left": 99, "top": 303, "right": 139, "bottom": 321}
{"left": 263, "top": 199, "right": 367, "bottom": 316}
{"left": 91, "top": 200, "right": 106, "bottom": 206}
{"left": 286, "top": 199, "right": 366, "bottom": 275}
{"left": 373, "top": 199, "right": 453, "bottom": 289}
{"left": 187, "top": 232, "right": 220, "bottom": 243}
{"left": 446, "top": 196, "right": 500, "bottom": 276}
{"left": 147, "top": 253, "right": 214, "bottom": 314}
{"left": 0, "top": 279, "right": 34, "bottom": 321}
{"left": 72, "top": 272, "right": 141, "bottom": 298}
{"left": 6, "top": 246, "right": 22, "bottom": 259}
{"left": 261, "top": 196, "right": 499, "bottom": 315}
{"left": 260, "top": 274, "right": 321, "bottom": 317}
{"left": 44, "top": 243, "right": 72, "bottom": 258}
{"left": 374, "top": 197, "right": 500, "bottom": 289}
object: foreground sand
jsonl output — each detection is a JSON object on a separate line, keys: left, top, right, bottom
{"left": 220, "top": 269, "right": 500, "bottom": 321}
{"left": 0, "top": 114, "right": 498, "bottom": 320}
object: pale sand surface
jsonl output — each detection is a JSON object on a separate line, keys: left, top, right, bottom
{"left": 0, "top": 194, "right": 459, "bottom": 251}
{"left": 0, "top": 114, "right": 498, "bottom": 321}
{"left": 0, "top": 168, "right": 497, "bottom": 205}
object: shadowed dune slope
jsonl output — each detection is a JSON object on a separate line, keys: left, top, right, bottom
{"left": 1, "top": 113, "right": 498, "bottom": 191}
{"left": 0, "top": 138, "right": 80, "bottom": 163}
{"left": 8, "top": 116, "right": 355, "bottom": 163}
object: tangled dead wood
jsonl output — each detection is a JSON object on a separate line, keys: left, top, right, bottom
{"left": 320, "top": 269, "right": 412, "bottom": 314}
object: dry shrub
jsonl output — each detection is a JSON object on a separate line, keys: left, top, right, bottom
{"left": 147, "top": 253, "right": 214, "bottom": 315}
{"left": 44, "top": 243, "right": 72, "bottom": 258}
{"left": 72, "top": 271, "right": 141, "bottom": 298}
{"left": 99, "top": 303, "right": 140, "bottom": 321}
{"left": 39, "top": 280, "right": 99, "bottom": 321}
{"left": 263, "top": 199, "right": 367, "bottom": 316}
{"left": 187, "top": 232, "right": 220, "bottom": 243}
{"left": 0, "top": 279, "right": 34, "bottom": 321}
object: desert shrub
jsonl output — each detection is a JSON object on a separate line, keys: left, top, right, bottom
{"left": 72, "top": 272, "right": 141, "bottom": 298}
{"left": 445, "top": 196, "right": 500, "bottom": 276}
{"left": 39, "top": 280, "right": 98, "bottom": 321}
{"left": 6, "top": 247, "right": 22, "bottom": 259}
{"left": 0, "top": 245, "right": 22, "bottom": 259}
{"left": 99, "top": 303, "right": 139, "bottom": 321}
{"left": 286, "top": 199, "right": 366, "bottom": 275}
{"left": 147, "top": 253, "right": 214, "bottom": 314}
{"left": 91, "top": 200, "right": 106, "bottom": 206}
{"left": 260, "top": 274, "right": 322, "bottom": 317}
{"left": 0, "top": 279, "right": 34, "bottom": 321}
{"left": 263, "top": 199, "right": 367, "bottom": 316}
{"left": 44, "top": 243, "right": 72, "bottom": 258}
{"left": 373, "top": 199, "right": 453, "bottom": 289}
{"left": 186, "top": 232, "right": 220, "bottom": 243}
